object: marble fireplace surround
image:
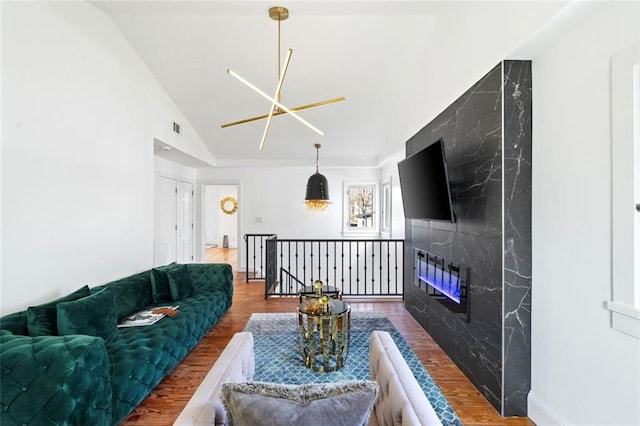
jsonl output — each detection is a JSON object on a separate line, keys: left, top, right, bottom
{"left": 404, "top": 60, "right": 532, "bottom": 416}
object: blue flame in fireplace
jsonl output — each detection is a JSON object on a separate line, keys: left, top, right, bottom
{"left": 417, "top": 262, "right": 461, "bottom": 304}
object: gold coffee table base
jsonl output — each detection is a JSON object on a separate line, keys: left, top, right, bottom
{"left": 297, "top": 298, "right": 350, "bottom": 373}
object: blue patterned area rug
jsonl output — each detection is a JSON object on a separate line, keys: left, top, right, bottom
{"left": 243, "top": 312, "right": 461, "bottom": 426}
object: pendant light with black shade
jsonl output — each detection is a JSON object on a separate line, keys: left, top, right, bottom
{"left": 304, "top": 144, "right": 331, "bottom": 212}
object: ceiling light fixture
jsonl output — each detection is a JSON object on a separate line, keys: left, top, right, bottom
{"left": 304, "top": 143, "right": 331, "bottom": 212}
{"left": 222, "top": 6, "right": 345, "bottom": 150}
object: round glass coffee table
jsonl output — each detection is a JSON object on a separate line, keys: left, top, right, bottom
{"left": 297, "top": 297, "right": 350, "bottom": 372}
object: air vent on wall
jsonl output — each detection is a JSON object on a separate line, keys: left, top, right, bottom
{"left": 172, "top": 122, "right": 181, "bottom": 135}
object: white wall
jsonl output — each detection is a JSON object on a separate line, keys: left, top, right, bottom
{"left": 526, "top": 2, "right": 640, "bottom": 424}
{"left": 154, "top": 156, "right": 197, "bottom": 183}
{"left": 1, "top": 2, "right": 213, "bottom": 314}
{"left": 204, "top": 186, "right": 219, "bottom": 245}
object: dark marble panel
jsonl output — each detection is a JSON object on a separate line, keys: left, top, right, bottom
{"left": 405, "top": 61, "right": 531, "bottom": 415}
{"left": 502, "top": 356, "right": 531, "bottom": 416}
{"left": 502, "top": 60, "right": 532, "bottom": 417}
{"left": 503, "top": 60, "right": 532, "bottom": 277}
{"left": 503, "top": 269, "right": 531, "bottom": 360}
{"left": 454, "top": 233, "right": 502, "bottom": 284}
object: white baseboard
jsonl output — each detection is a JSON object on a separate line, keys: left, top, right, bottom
{"left": 528, "top": 391, "right": 569, "bottom": 426}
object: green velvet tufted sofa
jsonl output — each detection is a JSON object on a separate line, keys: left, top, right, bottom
{"left": 0, "top": 263, "right": 233, "bottom": 425}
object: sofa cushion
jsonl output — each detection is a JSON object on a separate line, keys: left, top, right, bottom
{"left": 99, "top": 270, "right": 154, "bottom": 320}
{"left": 57, "top": 288, "right": 117, "bottom": 341}
{"left": 221, "top": 381, "right": 378, "bottom": 426}
{"left": 26, "top": 285, "right": 91, "bottom": 336}
{"left": 151, "top": 263, "right": 178, "bottom": 303}
{"left": 167, "top": 264, "right": 194, "bottom": 300}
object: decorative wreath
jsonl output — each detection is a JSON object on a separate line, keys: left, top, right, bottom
{"left": 220, "top": 196, "right": 238, "bottom": 215}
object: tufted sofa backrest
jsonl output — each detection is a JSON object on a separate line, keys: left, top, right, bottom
{"left": 369, "top": 330, "right": 443, "bottom": 426}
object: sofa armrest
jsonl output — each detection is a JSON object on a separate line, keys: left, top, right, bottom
{"left": 369, "top": 330, "right": 442, "bottom": 426}
{"left": 0, "top": 331, "right": 112, "bottom": 425}
{"left": 173, "top": 332, "right": 254, "bottom": 426}
{"left": 0, "top": 311, "right": 29, "bottom": 335}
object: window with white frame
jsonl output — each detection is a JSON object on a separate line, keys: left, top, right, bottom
{"left": 342, "top": 181, "right": 379, "bottom": 237}
{"left": 381, "top": 179, "right": 392, "bottom": 235}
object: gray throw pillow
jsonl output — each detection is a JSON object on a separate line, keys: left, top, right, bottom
{"left": 221, "top": 380, "right": 378, "bottom": 426}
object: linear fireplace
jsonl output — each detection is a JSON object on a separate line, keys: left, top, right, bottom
{"left": 414, "top": 249, "right": 469, "bottom": 321}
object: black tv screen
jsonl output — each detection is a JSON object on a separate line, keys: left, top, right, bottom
{"left": 397, "top": 139, "right": 455, "bottom": 222}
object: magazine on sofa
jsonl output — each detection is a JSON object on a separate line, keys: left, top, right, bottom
{"left": 117, "top": 306, "right": 179, "bottom": 328}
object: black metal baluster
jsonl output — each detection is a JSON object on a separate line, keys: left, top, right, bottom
{"left": 303, "top": 242, "right": 307, "bottom": 286}
{"left": 295, "top": 242, "right": 299, "bottom": 293}
{"left": 341, "top": 241, "right": 345, "bottom": 294}
{"left": 325, "top": 241, "right": 329, "bottom": 285}
{"left": 333, "top": 241, "right": 337, "bottom": 292}
{"left": 253, "top": 236, "right": 257, "bottom": 280}
{"left": 244, "top": 235, "right": 249, "bottom": 282}
{"left": 349, "top": 242, "right": 353, "bottom": 296}
{"left": 395, "top": 241, "right": 400, "bottom": 297}
{"left": 287, "top": 241, "right": 292, "bottom": 295}
{"left": 364, "top": 241, "right": 368, "bottom": 295}
{"left": 317, "top": 241, "right": 321, "bottom": 284}
{"left": 379, "top": 241, "right": 383, "bottom": 296}
{"left": 310, "top": 241, "right": 315, "bottom": 284}
{"left": 356, "top": 242, "right": 360, "bottom": 296}
{"left": 386, "top": 241, "right": 391, "bottom": 294}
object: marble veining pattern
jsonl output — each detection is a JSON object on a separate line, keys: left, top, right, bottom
{"left": 404, "top": 61, "right": 531, "bottom": 416}
{"left": 502, "top": 60, "right": 532, "bottom": 416}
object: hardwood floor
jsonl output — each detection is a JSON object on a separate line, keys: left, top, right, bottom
{"left": 122, "top": 248, "right": 533, "bottom": 425}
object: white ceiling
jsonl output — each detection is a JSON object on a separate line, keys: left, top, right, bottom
{"left": 91, "top": 1, "right": 568, "bottom": 167}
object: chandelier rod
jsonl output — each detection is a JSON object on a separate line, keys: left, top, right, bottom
{"left": 277, "top": 16, "right": 281, "bottom": 102}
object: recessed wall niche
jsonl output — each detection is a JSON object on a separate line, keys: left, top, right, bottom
{"left": 403, "top": 60, "right": 532, "bottom": 416}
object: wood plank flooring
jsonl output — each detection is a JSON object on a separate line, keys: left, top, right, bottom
{"left": 122, "top": 248, "right": 533, "bottom": 425}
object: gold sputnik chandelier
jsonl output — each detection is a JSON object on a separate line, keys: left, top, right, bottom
{"left": 222, "top": 6, "right": 345, "bottom": 150}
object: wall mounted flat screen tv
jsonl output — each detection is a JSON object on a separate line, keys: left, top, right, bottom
{"left": 398, "top": 138, "right": 455, "bottom": 222}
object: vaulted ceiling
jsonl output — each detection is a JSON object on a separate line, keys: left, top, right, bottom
{"left": 91, "top": 1, "right": 568, "bottom": 167}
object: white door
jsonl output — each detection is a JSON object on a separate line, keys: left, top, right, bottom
{"left": 154, "top": 176, "right": 177, "bottom": 266}
{"left": 176, "top": 181, "right": 194, "bottom": 263}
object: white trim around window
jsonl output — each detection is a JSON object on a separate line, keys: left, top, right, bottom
{"left": 609, "top": 43, "right": 640, "bottom": 339}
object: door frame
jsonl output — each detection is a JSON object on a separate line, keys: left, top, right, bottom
{"left": 154, "top": 172, "right": 196, "bottom": 266}
{"left": 176, "top": 180, "right": 195, "bottom": 263}
{"left": 198, "top": 180, "right": 242, "bottom": 271}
